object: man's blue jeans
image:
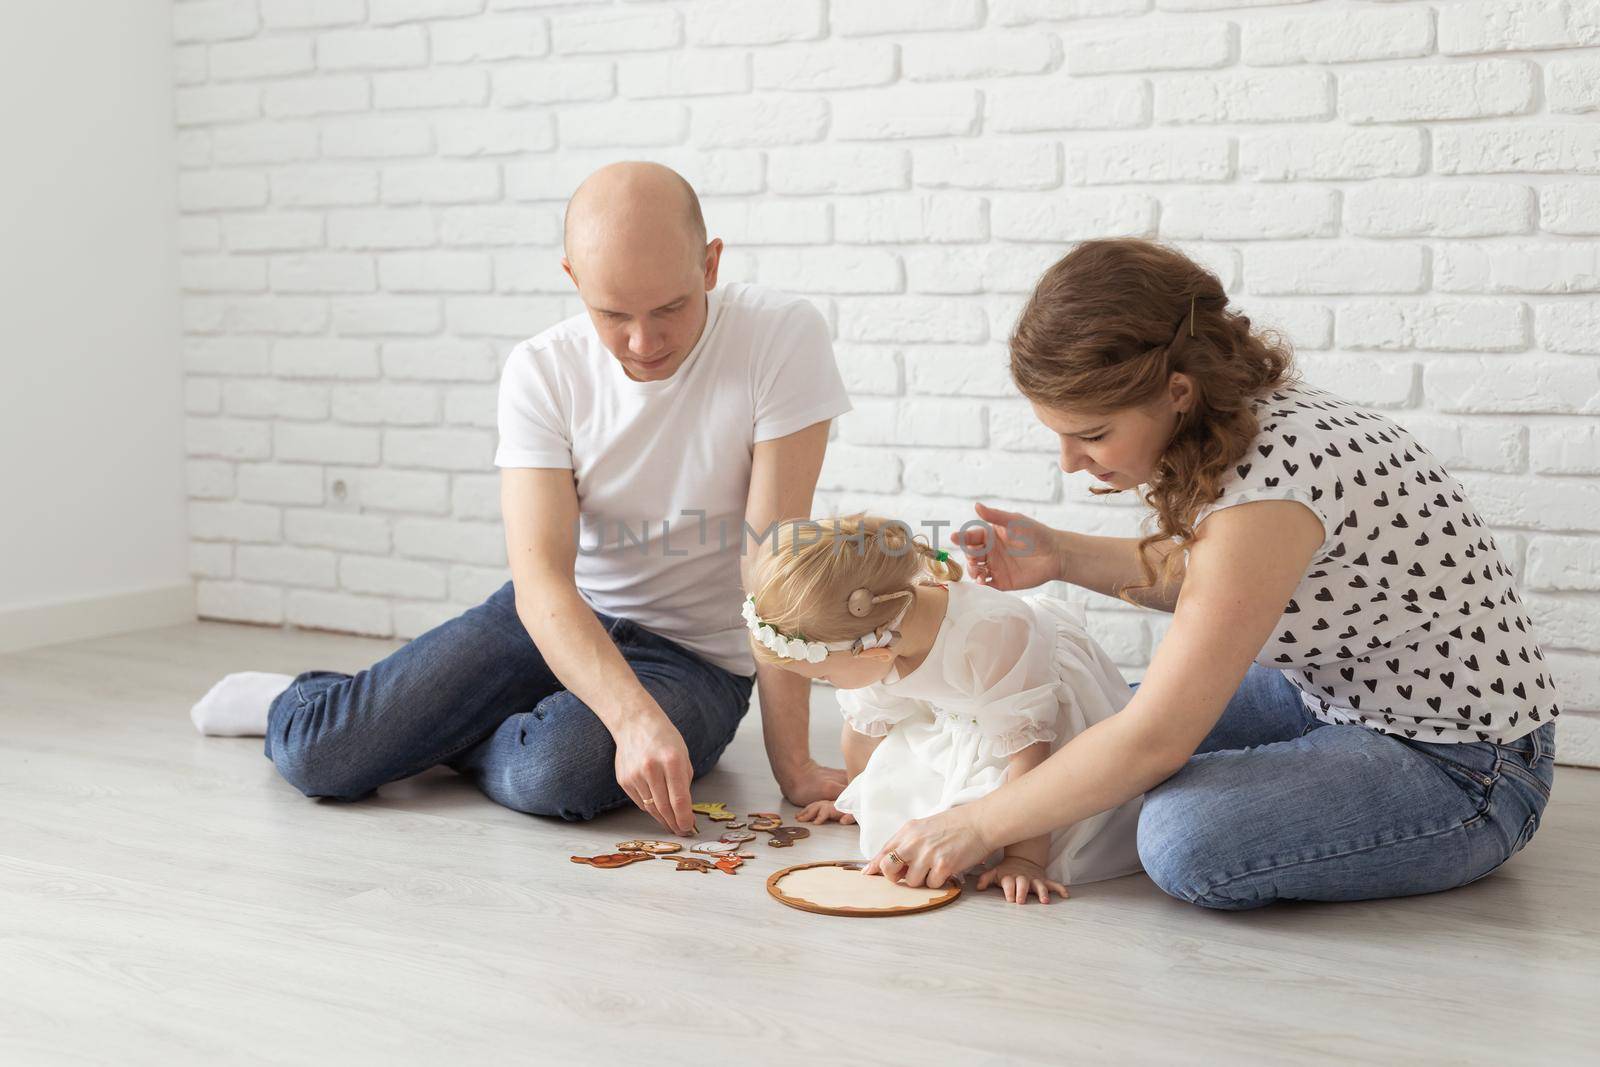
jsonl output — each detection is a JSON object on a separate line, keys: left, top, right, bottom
{"left": 264, "top": 581, "right": 753, "bottom": 819}
{"left": 1137, "top": 665, "right": 1557, "bottom": 909}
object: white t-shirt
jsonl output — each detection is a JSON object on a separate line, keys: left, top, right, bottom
{"left": 495, "top": 283, "right": 852, "bottom": 675}
{"left": 1195, "top": 382, "right": 1559, "bottom": 744}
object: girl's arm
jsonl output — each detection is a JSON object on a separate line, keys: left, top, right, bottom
{"left": 841, "top": 722, "right": 885, "bottom": 781}
{"left": 997, "top": 740, "right": 1052, "bottom": 866}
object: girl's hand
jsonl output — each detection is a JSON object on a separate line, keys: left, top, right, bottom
{"left": 977, "top": 856, "right": 1069, "bottom": 905}
{"left": 796, "top": 799, "right": 855, "bottom": 825}
{"left": 951, "top": 502, "right": 1062, "bottom": 591}
{"left": 866, "top": 807, "right": 993, "bottom": 889}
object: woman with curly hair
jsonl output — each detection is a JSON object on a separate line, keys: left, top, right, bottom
{"left": 870, "top": 238, "right": 1560, "bottom": 910}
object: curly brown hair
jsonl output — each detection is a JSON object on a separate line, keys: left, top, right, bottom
{"left": 1009, "top": 238, "right": 1297, "bottom": 602}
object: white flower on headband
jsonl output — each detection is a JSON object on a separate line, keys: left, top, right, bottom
{"left": 742, "top": 596, "right": 831, "bottom": 664}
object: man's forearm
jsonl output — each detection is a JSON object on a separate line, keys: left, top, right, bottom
{"left": 1057, "top": 531, "right": 1184, "bottom": 612}
{"left": 754, "top": 661, "right": 814, "bottom": 787}
{"left": 513, "top": 580, "right": 659, "bottom": 733}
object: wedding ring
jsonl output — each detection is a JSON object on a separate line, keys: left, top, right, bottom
{"left": 887, "top": 850, "right": 905, "bottom": 867}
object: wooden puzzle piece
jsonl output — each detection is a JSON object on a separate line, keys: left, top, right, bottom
{"left": 571, "top": 852, "right": 654, "bottom": 869}
{"left": 713, "top": 856, "right": 746, "bottom": 876}
{"left": 718, "top": 830, "right": 756, "bottom": 844}
{"left": 616, "top": 839, "right": 681, "bottom": 854}
{"left": 747, "top": 815, "right": 781, "bottom": 832}
{"left": 725, "top": 822, "right": 747, "bottom": 830}
{"left": 663, "top": 855, "right": 716, "bottom": 873}
{"left": 691, "top": 802, "right": 736, "bottom": 822}
{"left": 765, "top": 826, "right": 810, "bottom": 848}
{"left": 690, "top": 841, "right": 743, "bottom": 856}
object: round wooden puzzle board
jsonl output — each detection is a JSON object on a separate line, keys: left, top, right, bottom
{"left": 767, "top": 861, "right": 961, "bottom": 917}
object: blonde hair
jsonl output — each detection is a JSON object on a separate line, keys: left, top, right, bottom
{"left": 746, "top": 514, "right": 964, "bottom": 667}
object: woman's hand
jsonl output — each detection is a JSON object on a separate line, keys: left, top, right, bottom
{"left": 951, "top": 502, "right": 1062, "bottom": 591}
{"left": 796, "top": 799, "right": 856, "bottom": 825}
{"left": 976, "top": 856, "right": 1069, "bottom": 905}
{"left": 866, "top": 806, "right": 994, "bottom": 889}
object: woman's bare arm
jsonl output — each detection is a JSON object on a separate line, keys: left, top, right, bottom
{"left": 969, "top": 499, "right": 1324, "bottom": 850}
{"left": 1056, "top": 530, "right": 1187, "bottom": 613}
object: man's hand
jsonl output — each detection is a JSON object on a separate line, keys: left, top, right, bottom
{"left": 779, "top": 758, "right": 847, "bottom": 808}
{"left": 611, "top": 707, "right": 697, "bottom": 836}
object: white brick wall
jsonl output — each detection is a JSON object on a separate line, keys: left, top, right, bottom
{"left": 174, "top": 0, "right": 1600, "bottom": 765}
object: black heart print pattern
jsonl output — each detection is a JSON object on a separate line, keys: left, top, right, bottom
{"left": 1205, "top": 384, "right": 1560, "bottom": 744}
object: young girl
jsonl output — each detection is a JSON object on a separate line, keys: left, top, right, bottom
{"left": 745, "top": 514, "right": 1143, "bottom": 905}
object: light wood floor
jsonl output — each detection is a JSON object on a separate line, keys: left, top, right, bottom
{"left": 2, "top": 621, "right": 1596, "bottom": 1065}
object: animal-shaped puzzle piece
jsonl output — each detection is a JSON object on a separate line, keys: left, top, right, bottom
{"left": 747, "top": 814, "right": 782, "bottom": 832}
{"left": 691, "top": 802, "right": 736, "bottom": 822}
{"left": 765, "top": 826, "right": 810, "bottom": 848}
{"left": 663, "top": 855, "right": 716, "bottom": 873}
{"left": 571, "top": 852, "right": 654, "bottom": 869}
{"left": 690, "top": 841, "right": 744, "bottom": 856}
{"left": 725, "top": 822, "right": 747, "bottom": 830}
{"left": 616, "top": 839, "right": 681, "bottom": 854}
{"left": 719, "top": 830, "right": 756, "bottom": 844}
{"left": 713, "top": 856, "right": 746, "bottom": 876}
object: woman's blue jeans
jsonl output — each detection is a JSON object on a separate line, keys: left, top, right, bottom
{"left": 1136, "top": 665, "right": 1556, "bottom": 910}
{"left": 263, "top": 581, "right": 753, "bottom": 820}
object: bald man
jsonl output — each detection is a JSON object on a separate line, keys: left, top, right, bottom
{"left": 202, "top": 163, "right": 852, "bottom": 835}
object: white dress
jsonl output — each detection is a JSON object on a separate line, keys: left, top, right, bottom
{"left": 832, "top": 580, "right": 1144, "bottom": 886}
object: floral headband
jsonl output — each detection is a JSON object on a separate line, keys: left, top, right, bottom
{"left": 742, "top": 588, "right": 917, "bottom": 664}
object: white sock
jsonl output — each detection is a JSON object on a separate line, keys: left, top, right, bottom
{"left": 190, "top": 671, "right": 293, "bottom": 737}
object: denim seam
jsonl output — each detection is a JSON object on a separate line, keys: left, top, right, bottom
{"left": 1191, "top": 816, "right": 1476, "bottom": 903}
{"left": 1494, "top": 757, "right": 1552, "bottom": 802}
{"left": 1516, "top": 813, "right": 1539, "bottom": 852}
{"left": 1402, "top": 740, "right": 1496, "bottom": 790}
